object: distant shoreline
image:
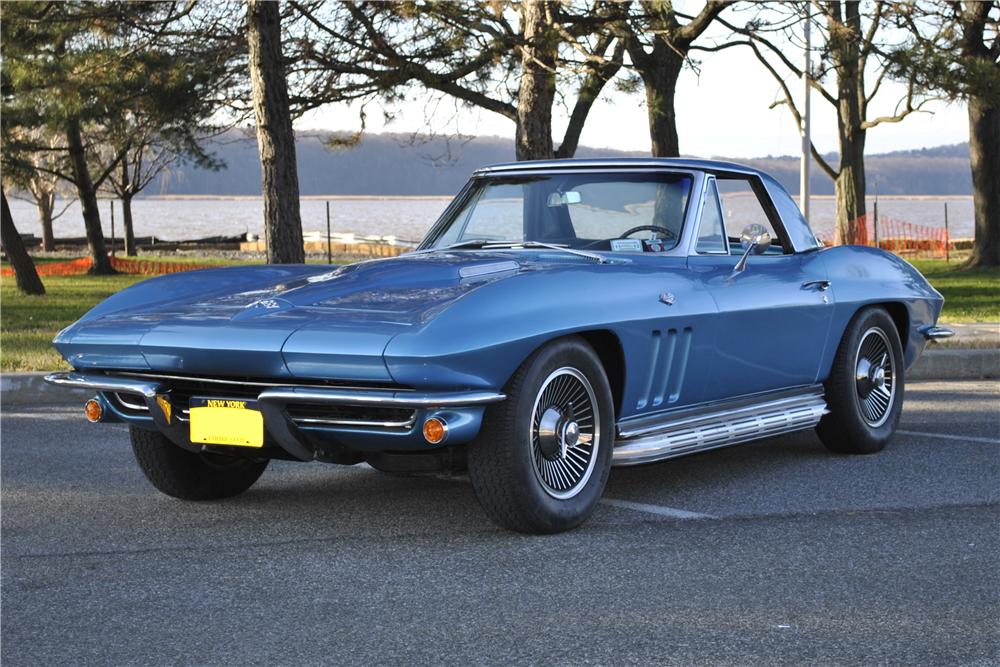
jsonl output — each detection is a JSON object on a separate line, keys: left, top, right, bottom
{"left": 142, "top": 195, "right": 455, "bottom": 201}
{"left": 123, "top": 194, "right": 973, "bottom": 202}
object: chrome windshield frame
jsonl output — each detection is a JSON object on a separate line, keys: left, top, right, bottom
{"left": 418, "top": 168, "right": 706, "bottom": 259}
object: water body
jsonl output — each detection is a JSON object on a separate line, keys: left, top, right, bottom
{"left": 6, "top": 195, "right": 974, "bottom": 246}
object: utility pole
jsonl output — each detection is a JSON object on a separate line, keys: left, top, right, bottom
{"left": 800, "top": 2, "right": 811, "bottom": 224}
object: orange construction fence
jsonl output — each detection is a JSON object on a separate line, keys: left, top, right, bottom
{"left": 818, "top": 213, "right": 949, "bottom": 259}
{"left": 1, "top": 255, "right": 220, "bottom": 278}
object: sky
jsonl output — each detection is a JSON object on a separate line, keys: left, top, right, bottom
{"left": 295, "top": 7, "right": 970, "bottom": 159}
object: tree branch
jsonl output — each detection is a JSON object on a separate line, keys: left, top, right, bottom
{"left": 748, "top": 42, "right": 838, "bottom": 180}
{"left": 715, "top": 13, "right": 839, "bottom": 106}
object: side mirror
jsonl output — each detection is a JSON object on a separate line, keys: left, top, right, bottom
{"left": 734, "top": 223, "right": 771, "bottom": 273}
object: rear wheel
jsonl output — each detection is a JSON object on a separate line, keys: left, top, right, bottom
{"left": 467, "top": 337, "right": 614, "bottom": 534}
{"left": 817, "top": 307, "right": 905, "bottom": 454}
{"left": 130, "top": 426, "right": 268, "bottom": 500}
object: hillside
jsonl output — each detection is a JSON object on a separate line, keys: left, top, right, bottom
{"left": 151, "top": 131, "right": 973, "bottom": 197}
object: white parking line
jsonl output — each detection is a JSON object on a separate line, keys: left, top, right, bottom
{"left": 600, "top": 497, "right": 715, "bottom": 520}
{"left": 1, "top": 412, "right": 84, "bottom": 420}
{"left": 897, "top": 429, "right": 1000, "bottom": 445}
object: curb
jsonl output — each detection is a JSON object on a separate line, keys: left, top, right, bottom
{"left": 2, "top": 349, "right": 996, "bottom": 405}
{"left": 906, "top": 348, "right": 999, "bottom": 381}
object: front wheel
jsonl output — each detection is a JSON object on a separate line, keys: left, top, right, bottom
{"left": 130, "top": 426, "right": 268, "bottom": 500}
{"left": 467, "top": 337, "right": 615, "bottom": 534}
{"left": 817, "top": 307, "right": 905, "bottom": 454}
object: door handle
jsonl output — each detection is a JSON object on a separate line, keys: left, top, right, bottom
{"left": 802, "top": 280, "right": 832, "bottom": 291}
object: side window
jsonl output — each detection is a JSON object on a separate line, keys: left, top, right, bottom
{"left": 716, "top": 177, "right": 786, "bottom": 253}
{"left": 696, "top": 179, "right": 727, "bottom": 254}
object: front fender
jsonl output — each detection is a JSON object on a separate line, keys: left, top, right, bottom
{"left": 383, "top": 259, "right": 719, "bottom": 413}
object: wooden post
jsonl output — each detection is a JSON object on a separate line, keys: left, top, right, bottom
{"left": 872, "top": 200, "right": 879, "bottom": 249}
{"left": 944, "top": 202, "right": 950, "bottom": 263}
{"left": 110, "top": 199, "right": 115, "bottom": 257}
{"left": 326, "top": 201, "right": 332, "bottom": 265}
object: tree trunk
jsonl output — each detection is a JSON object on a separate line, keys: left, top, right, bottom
{"left": 1, "top": 189, "right": 45, "bottom": 295}
{"left": 122, "top": 193, "right": 137, "bottom": 256}
{"left": 965, "top": 95, "right": 1000, "bottom": 268}
{"left": 514, "top": 1, "right": 557, "bottom": 161}
{"left": 829, "top": 4, "right": 867, "bottom": 246}
{"left": 642, "top": 54, "right": 683, "bottom": 158}
{"left": 833, "top": 126, "right": 867, "bottom": 245}
{"left": 65, "top": 117, "right": 113, "bottom": 273}
{"left": 247, "top": 0, "right": 304, "bottom": 264}
{"left": 36, "top": 189, "right": 55, "bottom": 252}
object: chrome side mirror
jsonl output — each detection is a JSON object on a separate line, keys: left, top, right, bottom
{"left": 734, "top": 223, "right": 771, "bottom": 273}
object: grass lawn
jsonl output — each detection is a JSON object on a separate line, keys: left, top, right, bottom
{"left": 1, "top": 255, "right": 996, "bottom": 372}
{"left": 909, "top": 259, "right": 1000, "bottom": 323}
{"left": 2, "top": 273, "right": 148, "bottom": 371}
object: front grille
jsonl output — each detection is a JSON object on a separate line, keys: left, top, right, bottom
{"left": 105, "top": 371, "right": 415, "bottom": 430}
{"left": 286, "top": 403, "right": 416, "bottom": 429}
{"left": 109, "top": 392, "right": 149, "bottom": 416}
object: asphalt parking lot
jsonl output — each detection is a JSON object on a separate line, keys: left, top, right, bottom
{"left": 2, "top": 379, "right": 997, "bottom": 666}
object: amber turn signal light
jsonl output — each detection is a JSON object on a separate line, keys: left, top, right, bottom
{"left": 422, "top": 417, "right": 447, "bottom": 444}
{"left": 84, "top": 398, "right": 103, "bottom": 423}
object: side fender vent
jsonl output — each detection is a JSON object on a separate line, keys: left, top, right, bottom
{"left": 637, "top": 327, "right": 693, "bottom": 410}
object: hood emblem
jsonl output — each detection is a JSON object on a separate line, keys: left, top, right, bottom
{"left": 659, "top": 292, "right": 676, "bottom": 306}
{"left": 233, "top": 297, "right": 296, "bottom": 321}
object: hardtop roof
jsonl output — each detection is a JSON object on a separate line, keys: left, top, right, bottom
{"left": 474, "top": 157, "right": 768, "bottom": 178}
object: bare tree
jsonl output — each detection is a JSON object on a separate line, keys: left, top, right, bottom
{"left": 715, "top": 1, "right": 932, "bottom": 244}
{"left": 1, "top": 189, "right": 45, "bottom": 295}
{"left": 248, "top": 0, "right": 305, "bottom": 263}
{"left": 2, "top": 130, "right": 73, "bottom": 252}
{"left": 103, "top": 142, "right": 175, "bottom": 256}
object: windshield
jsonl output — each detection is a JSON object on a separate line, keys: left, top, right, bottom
{"left": 423, "top": 172, "right": 693, "bottom": 252}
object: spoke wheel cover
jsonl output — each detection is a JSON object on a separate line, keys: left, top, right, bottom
{"left": 854, "top": 327, "right": 896, "bottom": 427}
{"left": 529, "top": 367, "right": 600, "bottom": 500}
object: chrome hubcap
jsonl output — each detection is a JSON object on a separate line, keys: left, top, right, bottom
{"left": 855, "top": 327, "right": 895, "bottom": 427}
{"left": 530, "top": 368, "right": 600, "bottom": 500}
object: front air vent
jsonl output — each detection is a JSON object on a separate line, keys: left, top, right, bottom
{"left": 286, "top": 404, "right": 416, "bottom": 430}
{"left": 110, "top": 392, "right": 149, "bottom": 415}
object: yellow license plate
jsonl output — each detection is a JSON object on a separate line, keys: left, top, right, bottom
{"left": 189, "top": 398, "right": 264, "bottom": 448}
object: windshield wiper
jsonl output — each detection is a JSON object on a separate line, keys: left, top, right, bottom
{"left": 413, "top": 239, "right": 493, "bottom": 255}
{"left": 483, "top": 241, "right": 607, "bottom": 264}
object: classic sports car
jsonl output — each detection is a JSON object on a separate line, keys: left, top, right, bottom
{"left": 46, "top": 158, "right": 952, "bottom": 533}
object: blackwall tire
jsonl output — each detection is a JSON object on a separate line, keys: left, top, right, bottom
{"left": 467, "top": 337, "right": 615, "bottom": 534}
{"left": 130, "top": 426, "right": 268, "bottom": 500}
{"left": 817, "top": 307, "right": 905, "bottom": 455}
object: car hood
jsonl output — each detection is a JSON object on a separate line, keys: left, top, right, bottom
{"left": 55, "top": 253, "right": 526, "bottom": 380}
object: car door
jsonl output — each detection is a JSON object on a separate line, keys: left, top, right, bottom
{"left": 687, "top": 175, "right": 835, "bottom": 401}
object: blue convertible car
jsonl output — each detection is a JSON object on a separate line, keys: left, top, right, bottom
{"left": 46, "top": 159, "right": 952, "bottom": 533}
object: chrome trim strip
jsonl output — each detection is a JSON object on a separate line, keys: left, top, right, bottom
{"left": 617, "top": 385, "right": 823, "bottom": 440}
{"left": 257, "top": 387, "right": 506, "bottom": 408}
{"left": 114, "top": 371, "right": 409, "bottom": 392}
{"left": 458, "top": 260, "right": 519, "bottom": 278}
{"left": 922, "top": 326, "right": 954, "bottom": 340}
{"left": 44, "top": 372, "right": 161, "bottom": 398}
{"left": 613, "top": 387, "right": 828, "bottom": 466}
{"left": 475, "top": 159, "right": 760, "bottom": 177}
{"left": 292, "top": 417, "right": 416, "bottom": 429}
{"left": 113, "top": 392, "right": 149, "bottom": 411}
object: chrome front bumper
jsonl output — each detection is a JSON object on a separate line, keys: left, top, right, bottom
{"left": 921, "top": 326, "right": 955, "bottom": 340}
{"left": 44, "top": 371, "right": 505, "bottom": 461}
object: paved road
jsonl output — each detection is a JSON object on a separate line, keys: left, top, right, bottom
{"left": 2, "top": 380, "right": 997, "bottom": 666}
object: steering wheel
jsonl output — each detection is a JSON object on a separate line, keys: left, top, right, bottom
{"left": 619, "top": 225, "right": 676, "bottom": 240}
